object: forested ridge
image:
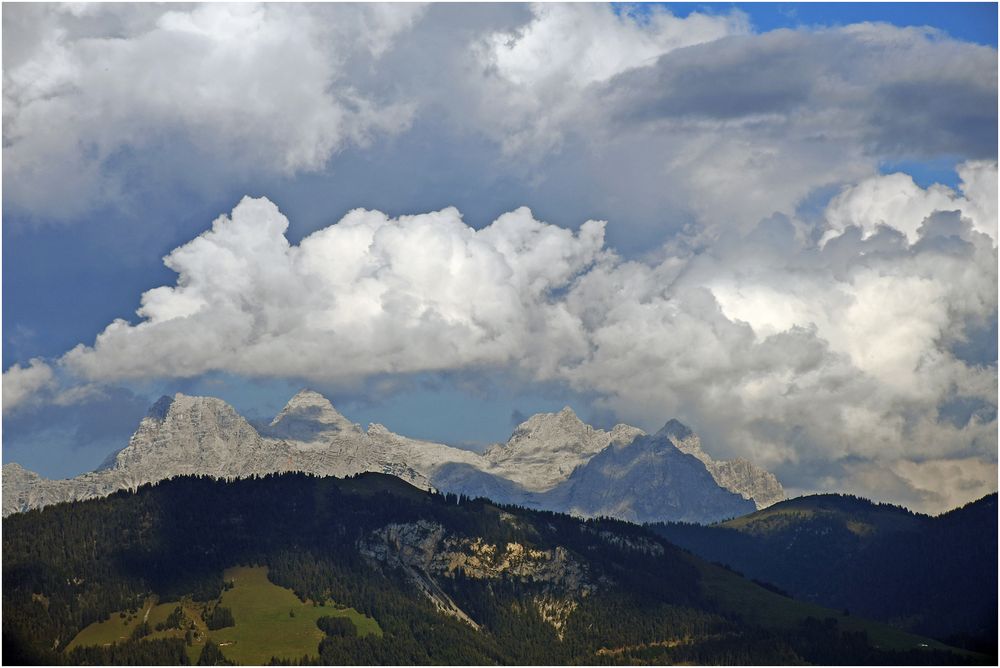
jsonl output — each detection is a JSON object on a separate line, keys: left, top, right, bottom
{"left": 2, "top": 473, "right": 985, "bottom": 665}
{"left": 651, "top": 492, "right": 999, "bottom": 656}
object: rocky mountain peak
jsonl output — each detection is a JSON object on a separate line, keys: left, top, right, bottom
{"left": 102, "top": 392, "right": 268, "bottom": 477}
{"left": 514, "top": 406, "right": 587, "bottom": 437}
{"left": 147, "top": 395, "right": 174, "bottom": 421}
{"left": 656, "top": 418, "right": 694, "bottom": 441}
{"left": 130, "top": 393, "right": 244, "bottom": 436}
{"left": 367, "top": 423, "right": 392, "bottom": 437}
{"left": 654, "top": 421, "right": 785, "bottom": 510}
{"left": 3, "top": 389, "right": 785, "bottom": 523}
{"left": 2, "top": 462, "right": 34, "bottom": 482}
{"left": 166, "top": 392, "right": 240, "bottom": 416}
{"left": 547, "top": 429, "right": 757, "bottom": 524}
{"left": 483, "top": 408, "right": 626, "bottom": 492}
{"left": 609, "top": 423, "right": 645, "bottom": 448}
{"left": 267, "top": 388, "right": 358, "bottom": 441}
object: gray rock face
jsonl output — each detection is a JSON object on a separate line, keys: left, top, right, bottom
{"left": 263, "top": 389, "right": 359, "bottom": 443}
{"left": 539, "top": 427, "right": 757, "bottom": 524}
{"left": 2, "top": 390, "right": 782, "bottom": 524}
{"left": 358, "top": 520, "right": 593, "bottom": 630}
{"left": 658, "top": 419, "right": 785, "bottom": 509}
{"left": 484, "top": 407, "right": 644, "bottom": 491}
{"left": 2, "top": 390, "right": 436, "bottom": 515}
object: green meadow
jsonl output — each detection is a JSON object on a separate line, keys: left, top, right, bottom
{"left": 209, "top": 566, "right": 380, "bottom": 665}
{"left": 66, "top": 565, "right": 380, "bottom": 665}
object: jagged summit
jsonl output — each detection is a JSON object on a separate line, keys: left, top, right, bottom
{"left": 2, "top": 389, "right": 784, "bottom": 523}
{"left": 267, "top": 388, "right": 358, "bottom": 441}
{"left": 482, "top": 407, "right": 636, "bottom": 492}
{"left": 547, "top": 429, "right": 757, "bottom": 524}
{"left": 656, "top": 418, "right": 693, "bottom": 440}
{"left": 367, "top": 423, "right": 393, "bottom": 437}
{"left": 142, "top": 392, "right": 218, "bottom": 424}
{"left": 660, "top": 422, "right": 785, "bottom": 509}
{"left": 147, "top": 395, "right": 174, "bottom": 421}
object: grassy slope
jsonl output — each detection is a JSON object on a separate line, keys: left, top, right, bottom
{"left": 65, "top": 597, "right": 158, "bottom": 651}
{"left": 209, "top": 566, "right": 380, "bottom": 665}
{"left": 719, "top": 494, "right": 923, "bottom": 536}
{"left": 66, "top": 566, "right": 380, "bottom": 665}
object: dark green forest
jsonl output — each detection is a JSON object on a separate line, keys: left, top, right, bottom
{"left": 651, "top": 493, "right": 999, "bottom": 655}
{"left": 2, "top": 473, "right": 988, "bottom": 665}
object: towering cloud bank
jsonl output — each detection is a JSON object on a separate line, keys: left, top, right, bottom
{"left": 3, "top": 4, "right": 996, "bottom": 513}
{"left": 61, "top": 199, "right": 605, "bottom": 381}
{"left": 7, "top": 176, "right": 994, "bottom": 512}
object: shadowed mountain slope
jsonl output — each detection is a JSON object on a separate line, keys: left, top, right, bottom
{"left": 651, "top": 493, "right": 998, "bottom": 655}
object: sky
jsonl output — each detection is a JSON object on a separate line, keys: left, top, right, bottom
{"left": 2, "top": 2, "right": 997, "bottom": 514}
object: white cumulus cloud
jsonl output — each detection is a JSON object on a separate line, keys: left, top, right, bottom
{"left": 62, "top": 197, "right": 605, "bottom": 383}
{"left": 2, "top": 3, "right": 419, "bottom": 217}
{"left": 824, "top": 160, "right": 998, "bottom": 243}
{"left": 19, "top": 189, "right": 993, "bottom": 512}
{"left": 2, "top": 358, "right": 56, "bottom": 413}
{"left": 484, "top": 3, "right": 748, "bottom": 88}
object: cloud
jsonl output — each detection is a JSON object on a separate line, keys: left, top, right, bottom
{"left": 13, "top": 183, "right": 991, "bottom": 511}
{"left": 482, "top": 4, "right": 747, "bottom": 89}
{"left": 841, "top": 456, "right": 999, "bottom": 515}
{"left": 824, "top": 161, "right": 998, "bottom": 243}
{"left": 3, "top": 7, "right": 997, "bottom": 512}
{"left": 581, "top": 23, "right": 997, "bottom": 230}
{"left": 2, "top": 3, "right": 420, "bottom": 218}
{"left": 4, "top": 6, "right": 995, "bottom": 247}
{"left": 557, "top": 171, "right": 997, "bottom": 510}
{"left": 61, "top": 197, "right": 606, "bottom": 382}
{"left": 2, "top": 358, "right": 56, "bottom": 413}
{"left": 598, "top": 23, "right": 997, "bottom": 155}
{"left": 465, "top": 3, "right": 748, "bottom": 157}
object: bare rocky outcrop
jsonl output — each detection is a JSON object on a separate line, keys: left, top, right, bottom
{"left": 358, "top": 520, "right": 593, "bottom": 631}
{"left": 658, "top": 419, "right": 785, "bottom": 509}
{"left": 484, "top": 407, "right": 644, "bottom": 491}
{"left": 264, "top": 389, "right": 360, "bottom": 443}
{"left": 541, "top": 427, "right": 758, "bottom": 524}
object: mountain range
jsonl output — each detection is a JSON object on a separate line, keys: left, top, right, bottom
{"left": 2, "top": 389, "right": 783, "bottom": 523}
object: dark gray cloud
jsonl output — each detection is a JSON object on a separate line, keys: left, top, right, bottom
{"left": 601, "top": 25, "right": 997, "bottom": 159}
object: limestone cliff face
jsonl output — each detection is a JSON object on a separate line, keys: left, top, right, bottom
{"left": 108, "top": 394, "right": 284, "bottom": 481}
{"left": 2, "top": 391, "right": 436, "bottom": 515}
{"left": 358, "top": 520, "right": 593, "bottom": 632}
{"left": 3, "top": 390, "right": 782, "bottom": 524}
{"left": 658, "top": 419, "right": 785, "bottom": 509}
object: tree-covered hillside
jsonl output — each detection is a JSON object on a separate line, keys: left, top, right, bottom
{"left": 2, "top": 474, "right": 986, "bottom": 665}
{"left": 651, "top": 493, "right": 998, "bottom": 655}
